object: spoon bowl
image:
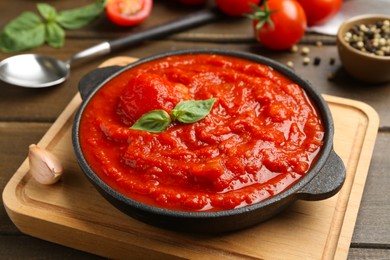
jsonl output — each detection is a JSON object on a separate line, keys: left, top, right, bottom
{"left": 0, "top": 54, "right": 69, "bottom": 88}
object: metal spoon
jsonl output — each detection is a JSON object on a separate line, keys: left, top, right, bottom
{"left": 0, "top": 8, "right": 223, "bottom": 88}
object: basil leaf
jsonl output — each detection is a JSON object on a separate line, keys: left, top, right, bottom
{"left": 172, "top": 98, "right": 216, "bottom": 124}
{"left": 56, "top": 0, "right": 106, "bottom": 29}
{"left": 37, "top": 3, "right": 58, "bottom": 22}
{"left": 0, "top": 12, "right": 45, "bottom": 53}
{"left": 46, "top": 22, "right": 65, "bottom": 48}
{"left": 131, "top": 110, "right": 172, "bottom": 133}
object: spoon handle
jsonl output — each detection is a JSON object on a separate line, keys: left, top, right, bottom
{"left": 109, "top": 7, "right": 224, "bottom": 51}
{"left": 68, "top": 8, "right": 224, "bottom": 65}
{"left": 68, "top": 42, "right": 111, "bottom": 65}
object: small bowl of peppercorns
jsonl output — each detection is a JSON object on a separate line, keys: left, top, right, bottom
{"left": 337, "top": 14, "right": 390, "bottom": 83}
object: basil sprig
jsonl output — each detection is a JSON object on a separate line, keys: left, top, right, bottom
{"left": 131, "top": 110, "right": 171, "bottom": 133}
{"left": 0, "top": 0, "right": 106, "bottom": 53}
{"left": 131, "top": 98, "right": 217, "bottom": 133}
{"left": 172, "top": 99, "right": 216, "bottom": 123}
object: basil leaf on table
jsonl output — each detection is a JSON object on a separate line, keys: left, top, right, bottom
{"left": 172, "top": 98, "right": 216, "bottom": 123}
{"left": 37, "top": 3, "right": 58, "bottom": 22}
{"left": 0, "top": 0, "right": 106, "bottom": 53}
{"left": 131, "top": 110, "right": 172, "bottom": 133}
{"left": 46, "top": 22, "right": 65, "bottom": 48}
{"left": 56, "top": 0, "right": 106, "bottom": 29}
{"left": 37, "top": 3, "right": 64, "bottom": 47}
{"left": 0, "top": 12, "right": 45, "bottom": 52}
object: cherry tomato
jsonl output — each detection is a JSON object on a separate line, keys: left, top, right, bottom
{"left": 106, "top": 0, "right": 153, "bottom": 26}
{"left": 178, "top": 0, "right": 207, "bottom": 5}
{"left": 297, "top": 0, "right": 342, "bottom": 26}
{"left": 215, "top": 0, "right": 260, "bottom": 17}
{"left": 251, "top": 0, "right": 307, "bottom": 50}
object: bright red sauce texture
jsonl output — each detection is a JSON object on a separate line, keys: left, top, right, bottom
{"left": 79, "top": 54, "right": 324, "bottom": 212}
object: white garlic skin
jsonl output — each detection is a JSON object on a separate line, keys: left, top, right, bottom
{"left": 28, "top": 144, "right": 63, "bottom": 185}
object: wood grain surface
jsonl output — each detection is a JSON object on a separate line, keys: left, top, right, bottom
{"left": 1, "top": 0, "right": 389, "bottom": 258}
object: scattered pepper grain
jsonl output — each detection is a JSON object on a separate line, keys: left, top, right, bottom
{"left": 327, "top": 72, "right": 335, "bottom": 81}
{"left": 290, "top": 45, "right": 299, "bottom": 53}
{"left": 303, "top": 57, "right": 310, "bottom": 65}
{"left": 301, "top": 46, "right": 310, "bottom": 55}
{"left": 313, "top": 57, "right": 321, "bottom": 66}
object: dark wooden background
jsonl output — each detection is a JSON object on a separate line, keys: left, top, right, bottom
{"left": 1, "top": 0, "right": 389, "bottom": 258}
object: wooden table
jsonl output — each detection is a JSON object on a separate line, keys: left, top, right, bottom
{"left": 1, "top": 1, "right": 389, "bottom": 259}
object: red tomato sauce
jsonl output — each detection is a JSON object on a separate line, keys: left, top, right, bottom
{"left": 79, "top": 54, "right": 324, "bottom": 212}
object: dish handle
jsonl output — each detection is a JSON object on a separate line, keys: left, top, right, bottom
{"left": 78, "top": 66, "right": 124, "bottom": 100}
{"left": 297, "top": 150, "right": 346, "bottom": 201}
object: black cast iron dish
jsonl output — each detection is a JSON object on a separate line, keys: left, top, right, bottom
{"left": 72, "top": 49, "right": 346, "bottom": 233}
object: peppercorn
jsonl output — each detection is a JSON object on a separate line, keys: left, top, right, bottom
{"left": 286, "top": 61, "right": 294, "bottom": 68}
{"left": 344, "top": 19, "right": 390, "bottom": 56}
{"left": 327, "top": 72, "right": 335, "bottom": 81}
{"left": 290, "top": 45, "right": 299, "bottom": 53}
{"left": 303, "top": 57, "right": 310, "bottom": 65}
{"left": 301, "top": 46, "right": 310, "bottom": 55}
{"left": 313, "top": 57, "right": 321, "bottom": 66}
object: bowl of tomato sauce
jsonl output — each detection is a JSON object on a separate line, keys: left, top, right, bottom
{"left": 72, "top": 49, "right": 346, "bottom": 233}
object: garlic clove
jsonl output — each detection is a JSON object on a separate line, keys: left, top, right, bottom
{"left": 28, "top": 144, "right": 63, "bottom": 185}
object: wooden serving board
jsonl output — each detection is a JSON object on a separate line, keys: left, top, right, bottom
{"left": 3, "top": 57, "right": 380, "bottom": 259}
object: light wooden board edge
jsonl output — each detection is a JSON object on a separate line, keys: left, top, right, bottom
{"left": 323, "top": 95, "right": 379, "bottom": 260}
